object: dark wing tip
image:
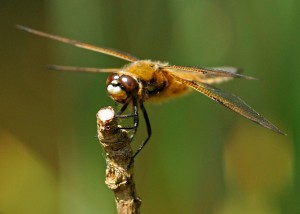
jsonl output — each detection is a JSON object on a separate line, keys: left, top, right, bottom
{"left": 258, "top": 118, "right": 286, "bottom": 136}
{"left": 268, "top": 122, "right": 286, "bottom": 136}
{"left": 46, "top": 64, "right": 59, "bottom": 70}
{"left": 16, "top": 25, "right": 32, "bottom": 32}
{"left": 280, "top": 131, "right": 287, "bottom": 136}
{"left": 237, "top": 74, "right": 257, "bottom": 80}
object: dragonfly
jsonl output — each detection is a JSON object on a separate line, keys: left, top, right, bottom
{"left": 17, "top": 25, "right": 285, "bottom": 161}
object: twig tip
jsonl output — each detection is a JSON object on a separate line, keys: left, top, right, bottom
{"left": 97, "top": 107, "right": 115, "bottom": 123}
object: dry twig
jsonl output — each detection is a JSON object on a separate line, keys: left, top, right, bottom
{"left": 97, "top": 106, "right": 141, "bottom": 214}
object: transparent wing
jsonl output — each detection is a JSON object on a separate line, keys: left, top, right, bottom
{"left": 209, "top": 66, "right": 241, "bottom": 74}
{"left": 163, "top": 65, "right": 255, "bottom": 80}
{"left": 166, "top": 66, "right": 253, "bottom": 84}
{"left": 196, "top": 66, "right": 246, "bottom": 84}
{"left": 17, "top": 25, "right": 138, "bottom": 62}
{"left": 167, "top": 72, "right": 285, "bottom": 135}
{"left": 47, "top": 65, "right": 120, "bottom": 73}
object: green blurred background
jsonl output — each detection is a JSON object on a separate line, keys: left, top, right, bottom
{"left": 0, "top": 0, "right": 298, "bottom": 213}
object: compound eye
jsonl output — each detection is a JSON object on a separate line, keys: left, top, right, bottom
{"left": 120, "top": 75, "right": 138, "bottom": 92}
{"left": 106, "top": 73, "right": 119, "bottom": 85}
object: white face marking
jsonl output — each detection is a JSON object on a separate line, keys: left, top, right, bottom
{"left": 107, "top": 84, "right": 123, "bottom": 95}
{"left": 111, "top": 80, "right": 119, "bottom": 85}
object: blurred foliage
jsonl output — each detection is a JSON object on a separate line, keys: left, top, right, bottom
{"left": 1, "top": 0, "right": 299, "bottom": 213}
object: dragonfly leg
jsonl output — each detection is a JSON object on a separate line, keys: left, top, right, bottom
{"left": 128, "top": 101, "right": 151, "bottom": 168}
{"left": 115, "top": 98, "right": 139, "bottom": 142}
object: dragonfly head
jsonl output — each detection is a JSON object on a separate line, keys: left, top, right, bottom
{"left": 106, "top": 73, "right": 139, "bottom": 103}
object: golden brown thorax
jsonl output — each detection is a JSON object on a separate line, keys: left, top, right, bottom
{"left": 123, "top": 60, "right": 190, "bottom": 102}
{"left": 123, "top": 60, "right": 159, "bottom": 81}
